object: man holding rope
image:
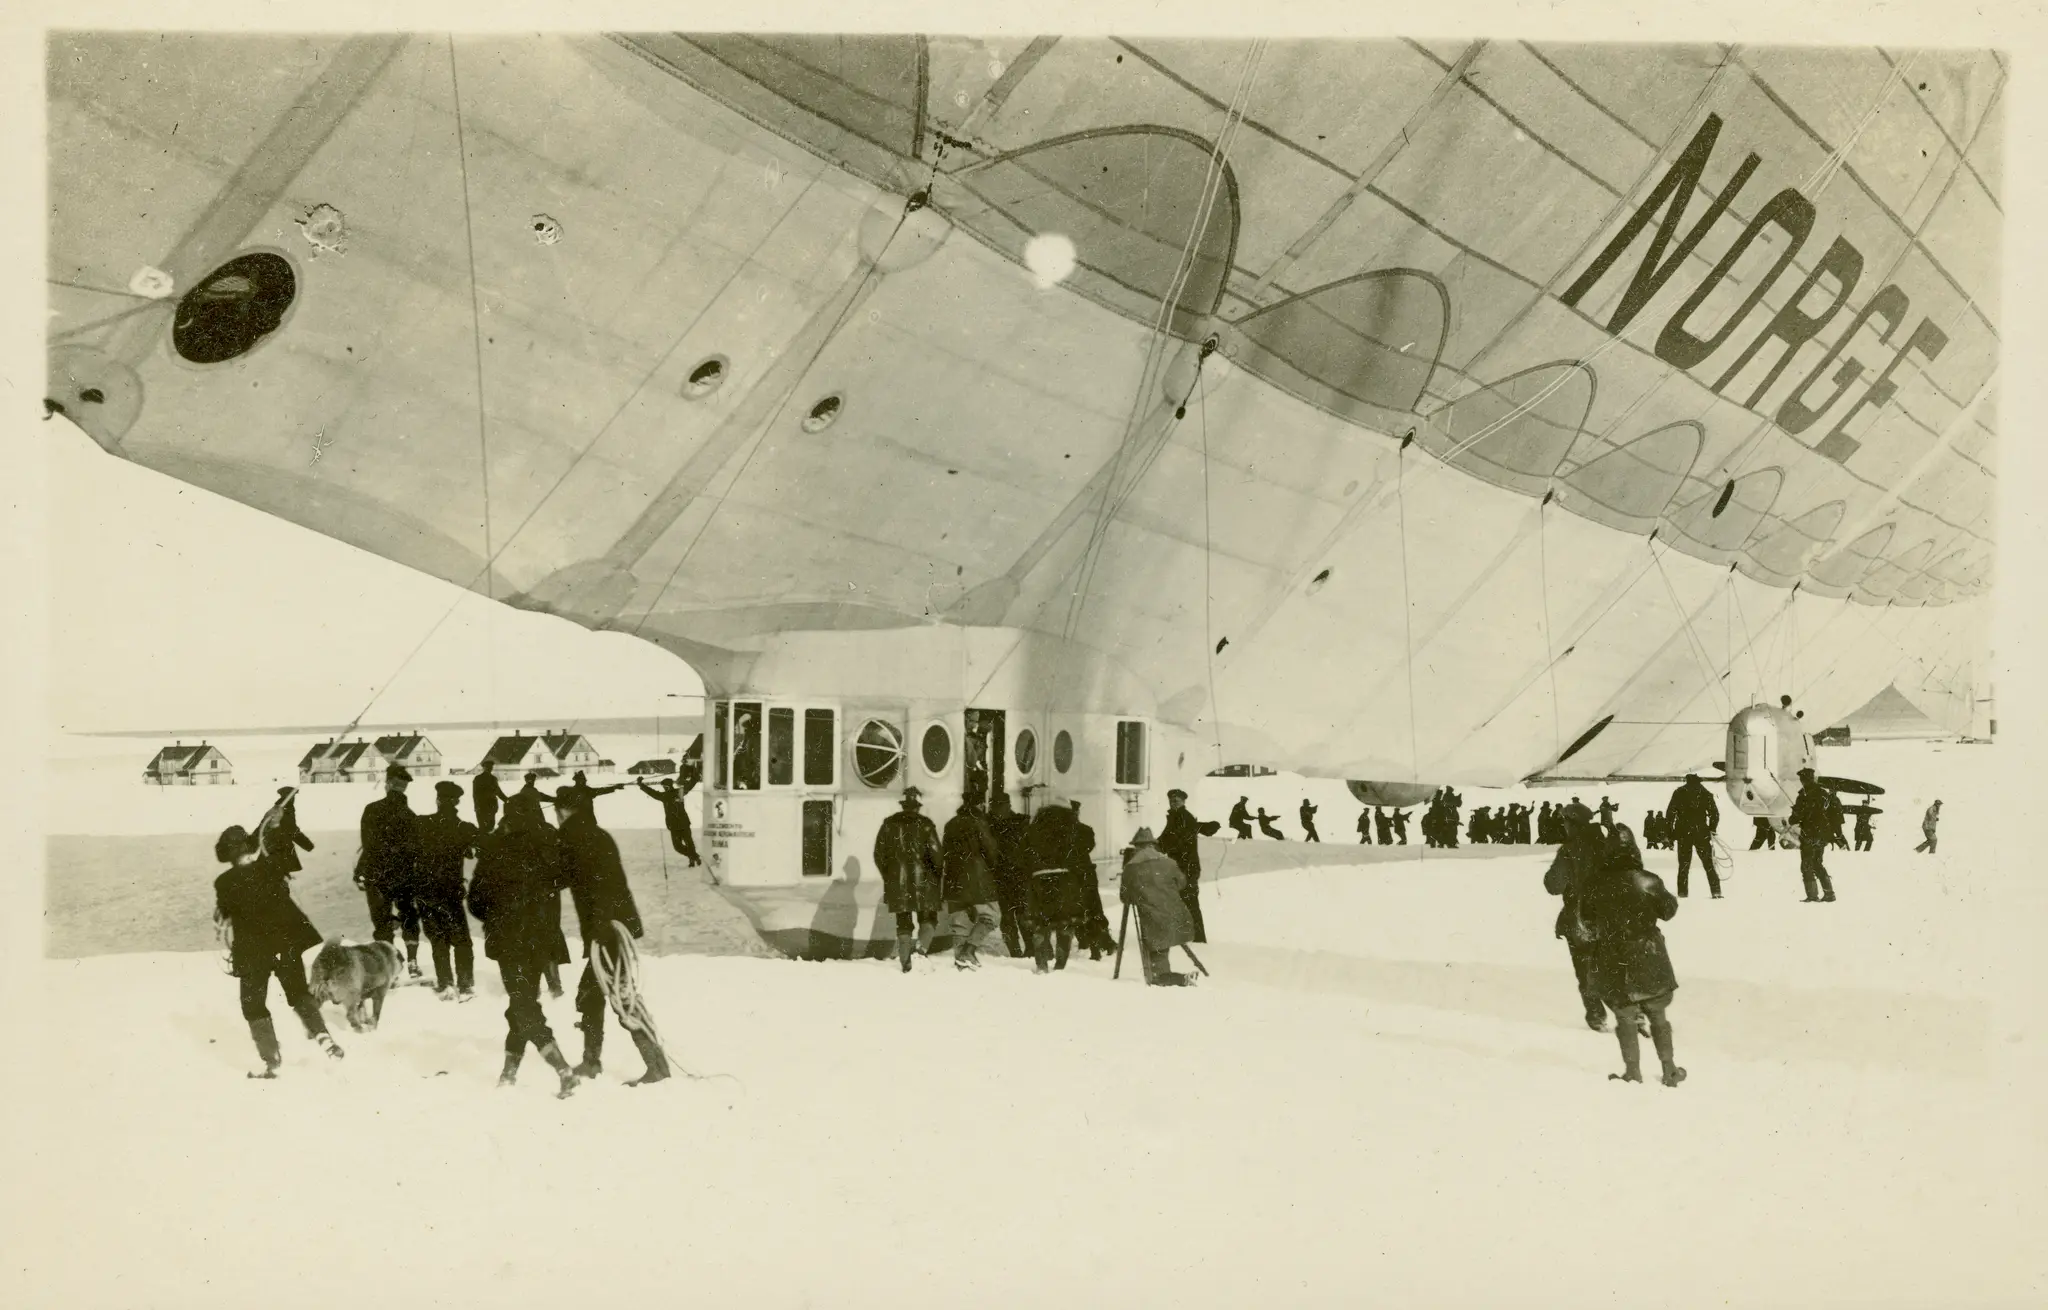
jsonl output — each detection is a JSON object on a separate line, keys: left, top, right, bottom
{"left": 560, "top": 804, "right": 670, "bottom": 1086}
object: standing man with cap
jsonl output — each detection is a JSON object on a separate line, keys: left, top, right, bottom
{"left": 873, "top": 786, "right": 943, "bottom": 972}
{"left": 472, "top": 759, "right": 505, "bottom": 834}
{"left": 555, "top": 769, "right": 627, "bottom": 824}
{"left": 1917, "top": 799, "right": 1942, "bottom": 853}
{"left": 415, "top": 780, "right": 479, "bottom": 1000}
{"left": 356, "top": 764, "right": 424, "bottom": 979}
{"left": 1665, "top": 773, "right": 1722, "bottom": 899}
{"left": 1119, "top": 828, "right": 1197, "bottom": 987}
{"left": 1157, "top": 788, "right": 1220, "bottom": 944}
{"left": 1299, "top": 798, "right": 1321, "bottom": 843}
{"left": 1789, "top": 768, "right": 1837, "bottom": 902}
{"left": 559, "top": 800, "right": 669, "bottom": 1085}
{"left": 637, "top": 773, "right": 702, "bottom": 867}
{"left": 262, "top": 786, "right": 315, "bottom": 875}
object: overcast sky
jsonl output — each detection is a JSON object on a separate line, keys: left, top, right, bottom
{"left": 43, "top": 421, "right": 703, "bottom": 736}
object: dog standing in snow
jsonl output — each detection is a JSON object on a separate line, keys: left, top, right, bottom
{"left": 308, "top": 938, "right": 404, "bottom": 1032}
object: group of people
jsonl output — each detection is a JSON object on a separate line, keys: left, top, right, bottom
{"left": 213, "top": 764, "right": 683, "bottom": 1092}
{"left": 871, "top": 786, "right": 1219, "bottom": 985}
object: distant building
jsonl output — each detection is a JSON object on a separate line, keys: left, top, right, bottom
{"left": 1207, "top": 763, "right": 1277, "bottom": 778}
{"left": 145, "top": 741, "right": 232, "bottom": 786}
{"left": 298, "top": 738, "right": 389, "bottom": 784}
{"left": 1813, "top": 725, "right": 1851, "bottom": 746}
{"left": 374, "top": 733, "right": 443, "bottom": 777}
{"left": 628, "top": 758, "right": 677, "bottom": 776}
{"left": 479, "top": 730, "right": 606, "bottom": 778}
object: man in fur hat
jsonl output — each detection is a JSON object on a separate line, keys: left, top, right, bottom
{"left": 1119, "top": 828, "right": 1197, "bottom": 987}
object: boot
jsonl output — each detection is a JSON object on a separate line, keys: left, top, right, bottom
{"left": 916, "top": 922, "right": 935, "bottom": 957}
{"left": 626, "top": 1028, "right": 671, "bottom": 1087}
{"left": 538, "top": 1040, "right": 580, "bottom": 1099}
{"left": 573, "top": 1018, "right": 603, "bottom": 1079}
{"left": 247, "top": 1016, "right": 282, "bottom": 1077}
{"left": 315, "top": 1031, "right": 345, "bottom": 1060}
{"left": 896, "top": 934, "right": 914, "bottom": 974}
{"left": 497, "top": 1049, "right": 523, "bottom": 1087}
{"left": 1661, "top": 1066, "right": 1688, "bottom": 1087}
{"left": 406, "top": 940, "right": 422, "bottom": 981}
{"left": 953, "top": 942, "right": 980, "bottom": 971}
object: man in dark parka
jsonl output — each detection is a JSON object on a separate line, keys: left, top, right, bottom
{"left": 637, "top": 774, "right": 701, "bottom": 866}
{"left": 1069, "top": 801, "right": 1116, "bottom": 959}
{"left": 1543, "top": 802, "right": 1612, "bottom": 1031}
{"left": 214, "top": 818, "right": 343, "bottom": 1076}
{"left": 1119, "top": 828, "right": 1196, "bottom": 986}
{"left": 1158, "top": 788, "right": 1220, "bottom": 943}
{"left": 467, "top": 798, "right": 579, "bottom": 1097}
{"left": 472, "top": 759, "right": 506, "bottom": 833}
{"left": 1665, "top": 773, "right": 1722, "bottom": 899}
{"left": 415, "top": 781, "right": 479, "bottom": 999}
{"left": 560, "top": 807, "right": 668, "bottom": 1085}
{"left": 941, "top": 795, "right": 1005, "bottom": 969}
{"left": 356, "top": 764, "right": 422, "bottom": 976}
{"left": 873, "top": 786, "right": 944, "bottom": 972}
{"left": 988, "top": 791, "right": 1032, "bottom": 958}
{"left": 261, "top": 786, "right": 315, "bottom": 875}
{"left": 1789, "top": 768, "right": 1837, "bottom": 902}
{"left": 1228, "top": 797, "right": 1253, "bottom": 841}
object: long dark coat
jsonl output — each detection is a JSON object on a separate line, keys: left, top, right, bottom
{"left": 413, "top": 809, "right": 478, "bottom": 935}
{"left": 358, "top": 794, "right": 419, "bottom": 895}
{"left": 1159, "top": 807, "right": 1219, "bottom": 880}
{"left": 1120, "top": 846, "right": 1195, "bottom": 950}
{"left": 467, "top": 825, "right": 573, "bottom": 967}
{"left": 214, "top": 854, "right": 321, "bottom": 974}
{"left": 259, "top": 798, "right": 315, "bottom": 875}
{"left": 559, "top": 816, "right": 644, "bottom": 951}
{"left": 1579, "top": 858, "right": 1680, "bottom": 1006}
{"left": 873, "top": 807, "right": 943, "bottom": 916}
{"left": 1016, "top": 807, "right": 1083, "bottom": 925}
{"left": 1543, "top": 826, "right": 1608, "bottom": 942}
{"left": 941, "top": 808, "right": 1003, "bottom": 909}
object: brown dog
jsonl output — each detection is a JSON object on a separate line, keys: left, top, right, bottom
{"left": 308, "top": 938, "right": 403, "bottom": 1032}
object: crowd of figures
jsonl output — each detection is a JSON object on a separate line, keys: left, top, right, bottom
{"left": 870, "top": 786, "right": 1218, "bottom": 987}
{"left": 211, "top": 761, "right": 708, "bottom": 1093}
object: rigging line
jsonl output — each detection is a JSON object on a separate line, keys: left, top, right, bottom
{"left": 449, "top": 38, "right": 500, "bottom": 726}
{"left": 1067, "top": 40, "right": 1265, "bottom": 617}
{"left": 1057, "top": 42, "right": 1265, "bottom": 648}
{"left": 1728, "top": 569, "right": 1765, "bottom": 702}
{"left": 1538, "top": 499, "right": 1562, "bottom": 766}
{"left": 50, "top": 300, "right": 169, "bottom": 341}
{"left": 47, "top": 277, "right": 160, "bottom": 302}
{"left": 329, "top": 168, "right": 832, "bottom": 741}
{"left": 1394, "top": 448, "right": 1422, "bottom": 783}
{"left": 1649, "top": 542, "right": 1736, "bottom": 718}
{"left": 1199, "top": 379, "right": 1223, "bottom": 768}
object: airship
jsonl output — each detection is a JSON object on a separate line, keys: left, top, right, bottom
{"left": 46, "top": 34, "right": 1997, "bottom": 890}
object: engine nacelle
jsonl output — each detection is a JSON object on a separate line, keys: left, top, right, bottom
{"left": 1724, "top": 703, "right": 1815, "bottom": 818}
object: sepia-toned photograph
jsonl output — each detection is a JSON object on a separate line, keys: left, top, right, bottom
{"left": 8, "top": 3, "right": 2044, "bottom": 1306}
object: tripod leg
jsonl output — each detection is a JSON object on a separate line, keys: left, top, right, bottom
{"left": 1180, "top": 943, "right": 1210, "bottom": 977}
{"left": 1113, "top": 902, "right": 1131, "bottom": 980}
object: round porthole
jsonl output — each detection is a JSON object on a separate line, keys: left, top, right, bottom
{"left": 172, "top": 251, "right": 297, "bottom": 365}
{"left": 921, "top": 722, "right": 953, "bottom": 775}
{"left": 1053, "top": 730, "right": 1074, "bottom": 775}
{"left": 800, "top": 393, "right": 844, "bottom": 433}
{"left": 1014, "top": 728, "right": 1038, "bottom": 776}
{"left": 854, "top": 720, "right": 903, "bottom": 789}
{"left": 683, "top": 356, "right": 728, "bottom": 399}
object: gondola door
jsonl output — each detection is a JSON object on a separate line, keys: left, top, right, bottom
{"left": 964, "top": 709, "right": 1007, "bottom": 810}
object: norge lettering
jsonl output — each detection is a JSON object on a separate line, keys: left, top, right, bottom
{"left": 1562, "top": 110, "right": 1945, "bottom": 462}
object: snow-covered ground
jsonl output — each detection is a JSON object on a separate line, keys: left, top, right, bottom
{"left": 7, "top": 739, "right": 2044, "bottom": 1308}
